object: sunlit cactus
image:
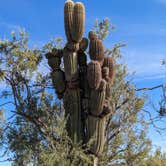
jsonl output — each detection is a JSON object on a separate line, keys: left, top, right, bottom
{"left": 63, "top": 48, "right": 78, "bottom": 81}
{"left": 64, "top": 0, "right": 74, "bottom": 42}
{"left": 72, "top": 2, "right": 85, "bottom": 42}
{"left": 46, "top": 0, "right": 116, "bottom": 163}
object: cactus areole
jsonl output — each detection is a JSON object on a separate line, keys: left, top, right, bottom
{"left": 46, "top": 0, "right": 115, "bottom": 161}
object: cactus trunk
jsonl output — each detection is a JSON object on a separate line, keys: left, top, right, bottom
{"left": 86, "top": 115, "right": 106, "bottom": 156}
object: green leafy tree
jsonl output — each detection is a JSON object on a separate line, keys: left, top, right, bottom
{"left": 0, "top": 2, "right": 154, "bottom": 166}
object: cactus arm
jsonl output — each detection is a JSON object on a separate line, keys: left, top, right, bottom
{"left": 72, "top": 2, "right": 85, "bottom": 42}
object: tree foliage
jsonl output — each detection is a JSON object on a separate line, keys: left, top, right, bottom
{"left": 0, "top": 20, "right": 164, "bottom": 165}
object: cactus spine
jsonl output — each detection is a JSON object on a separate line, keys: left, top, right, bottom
{"left": 46, "top": 0, "right": 116, "bottom": 164}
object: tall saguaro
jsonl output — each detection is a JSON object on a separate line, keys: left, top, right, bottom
{"left": 46, "top": 0, "right": 115, "bottom": 164}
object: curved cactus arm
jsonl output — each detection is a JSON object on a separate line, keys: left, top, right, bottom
{"left": 103, "top": 56, "right": 115, "bottom": 85}
{"left": 79, "top": 37, "right": 88, "bottom": 52}
{"left": 51, "top": 70, "right": 66, "bottom": 99}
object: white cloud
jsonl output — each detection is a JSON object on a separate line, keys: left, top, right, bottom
{"left": 121, "top": 49, "right": 166, "bottom": 81}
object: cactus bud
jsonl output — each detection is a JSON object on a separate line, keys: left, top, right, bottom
{"left": 87, "top": 61, "right": 102, "bottom": 89}
{"left": 89, "top": 39, "right": 104, "bottom": 63}
{"left": 72, "top": 2, "right": 85, "bottom": 42}
{"left": 88, "top": 31, "right": 97, "bottom": 40}
{"left": 45, "top": 50, "right": 62, "bottom": 70}
{"left": 64, "top": 0, "right": 74, "bottom": 42}
{"left": 103, "top": 56, "right": 115, "bottom": 85}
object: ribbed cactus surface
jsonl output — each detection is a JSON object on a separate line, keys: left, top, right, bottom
{"left": 89, "top": 79, "right": 106, "bottom": 116}
{"left": 64, "top": 89, "right": 82, "bottom": 143}
{"left": 89, "top": 38, "right": 104, "bottom": 63}
{"left": 103, "top": 56, "right": 115, "bottom": 85}
{"left": 64, "top": 0, "right": 74, "bottom": 42}
{"left": 72, "top": 2, "right": 85, "bottom": 42}
{"left": 86, "top": 115, "right": 106, "bottom": 155}
{"left": 87, "top": 61, "right": 102, "bottom": 89}
{"left": 63, "top": 48, "right": 78, "bottom": 81}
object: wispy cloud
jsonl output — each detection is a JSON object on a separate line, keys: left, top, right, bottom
{"left": 121, "top": 49, "right": 166, "bottom": 81}
{"left": 156, "top": 0, "right": 166, "bottom": 4}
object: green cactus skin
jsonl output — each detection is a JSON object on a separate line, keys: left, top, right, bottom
{"left": 87, "top": 61, "right": 102, "bottom": 90}
{"left": 64, "top": 89, "right": 83, "bottom": 143}
{"left": 64, "top": 0, "right": 74, "bottom": 42}
{"left": 79, "top": 37, "right": 88, "bottom": 52}
{"left": 89, "top": 79, "right": 106, "bottom": 116}
{"left": 86, "top": 115, "right": 106, "bottom": 156}
{"left": 63, "top": 48, "right": 78, "bottom": 82}
{"left": 51, "top": 70, "right": 66, "bottom": 99}
{"left": 89, "top": 38, "right": 104, "bottom": 63}
{"left": 103, "top": 56, "right": 115, "bottom": 85}
{"left": 72, "top": 2, "right": 85, "bottom": 42}
{"left": 88, "top": 31, "right": 97, "bottom": 40}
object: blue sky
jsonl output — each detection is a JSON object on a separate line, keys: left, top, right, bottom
{"left": 0, "top": 0, "right": 166, "bottom": 165}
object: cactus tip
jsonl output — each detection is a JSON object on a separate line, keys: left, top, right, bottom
{"left": 65, "top": 0, "right": 74, "bottom": 4}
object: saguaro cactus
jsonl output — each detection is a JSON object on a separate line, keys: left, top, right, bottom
{"left": 46, "top": 0, "right": 115, "bottom": 164}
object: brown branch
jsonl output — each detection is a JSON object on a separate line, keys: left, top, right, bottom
{"left": 136, "top": 84, "right": 164, "bottom": 91}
